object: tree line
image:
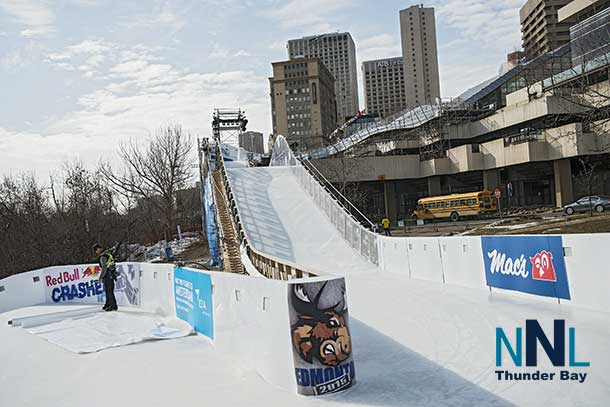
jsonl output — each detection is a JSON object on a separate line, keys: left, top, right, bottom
{"left": 0, "top": 125, "right": 201, "bottom": 278}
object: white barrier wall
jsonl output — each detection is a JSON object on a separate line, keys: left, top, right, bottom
{"left": 2, "top": 233, "right": 609, "bottom": 394}
{"left": 0, "top": 262, "right": 145, "bottom": 313}
{"left": 404, "top": 237, "right": 445, "bottom": 283}
{"left": 139, "top": 263, "right": 175, "bottom": 315}
{"left": 562, "top": 234, "right": 610, "bottom": 312}
{"left": 377, "top": 233, "right": 610, "bottom": 314}
{"left": 0, "top": 269, "right": 46, "bottom": 313}
{"left": 211, "top": 271, "right": 296, "bottom": 392}
{"left": 378, "top": 236, "right": 486, "bottom": 289}
{"left": 0, "top": 263, "right": 353, "bottom": 396}
{"left": 437, "top": 237, "right": 487, "bottom": 289}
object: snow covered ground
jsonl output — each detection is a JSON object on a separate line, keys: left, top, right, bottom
{"left": 2, "top": 165, "right": 609, "bottom": 406}
{"left": 225, "top": 165, "right": 610, "bottom": 406}
{"left": 3, "top": 274, "right": 608, "bottom": 406}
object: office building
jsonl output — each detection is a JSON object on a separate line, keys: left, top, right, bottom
{"left": 239, "top": 131, "right": 265, "bottom": 154}
{"left": 520, "top": 0, "right": 572, "bottom": 60}
{"left": 399, "top": 5, "right": 441, "bottom": 108}
{"left": 313, "top": 49, "right": 610, "bottom": 221}
{"left": 287, "top": 32, "right": 359, "bottom": 123}
{"left": 362, "top": 57, "right": 407, "bottom": 118}
{"left": 269, "top": 58, "right": 337, "bottom": 150}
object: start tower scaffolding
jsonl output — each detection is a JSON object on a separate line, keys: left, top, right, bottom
{"left": 212, "top": 108, "right": 248, "bottom": 147}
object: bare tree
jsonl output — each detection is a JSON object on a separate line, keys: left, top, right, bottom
{"left": 0, "top": 164, "right": 126, "bottom": 277}
{"left": 310, "top": 155, "right": 372, "bottom": 223}
{"left": 574, "top": 157, "right": 607, "bottom": 217}
{"left": 100, "top": 125, "right": 194, "bottom": 240}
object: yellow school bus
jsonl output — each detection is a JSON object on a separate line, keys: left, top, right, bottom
{"left": 412, "top": 191, "right": 497, "bottom": 222}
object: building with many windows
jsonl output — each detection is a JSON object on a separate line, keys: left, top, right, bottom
{"left": 239, "top": 131, "right": 265, "bottom": 154}
{"left": 287, "top": 32, "right": 359, "bottom": 123}
{"left": 399, "top": 5, "right": 441, "bottom": 108}
{"left": 312, "top": 44, "right": 610, "bottom": 222}
{"left": 269, "top": 58, "right": 337, "bottom": 150}
{"left": 520, "top": 0, "right": 572, "bottom": 60}
{"left": 362, "top": 57, "right": 406, "bottom": 118}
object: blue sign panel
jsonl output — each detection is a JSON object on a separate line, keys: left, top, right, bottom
{"left": 481, "top": 236, "right": 570, "bottom": 300}
{"left": 174, "top": 267, "right": 214, "bottom": 339}
{"left": 204, "top": 175, "right": 221, "bottom": 266}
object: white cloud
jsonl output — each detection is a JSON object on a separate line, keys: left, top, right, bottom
{"left": 0, "top": 49, "right": 25, "bottom": 72}
{"left": 0, "top": 42, "right": 44, "bottom": 73}
{"left": 1, "top": 40, "right": 271, "bottom": 179}
{"left": 433, "top": 0, "right": 522, "bottom": 51}
{"left": 0, "top": 127, "right": 77, "bottom": 178}
{"left": 209, "top": 44, "right": 230, "bottom": 58}
{"left": 268, "top": 40, "right": 286, "bottom": 51}
{"left": 121, "top": 2, "right": 186, "bottom": 34}
{"left": 440, "top": 62, "right": 499, "bottom": 99}
{"left": 44, "top": 40, "right": 126, "bottom": 78}
{"left": 357, "top": 33, "right": 401, "bottom": 63}
{"left": 0, "top": 0, "right": 56, "bottom": 37}
{"left": 234, "top": 49, "right": 251, "bottom": 57}
{"left": 263, "top": 0, "right": 351, "bottom": 32}
{"left": 66, "top": 39, "right": 113, "bottom": 55}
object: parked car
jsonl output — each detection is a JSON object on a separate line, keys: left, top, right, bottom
{"left": 564, "top": 196, "right": 610, "bottom": 215}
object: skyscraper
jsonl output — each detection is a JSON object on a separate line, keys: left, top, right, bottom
{"left": 520, "top": 0, "right": 572, "bottom": 60}
{"left": 399, "top": 5, "right": 441, "bottom": 108}
{"left": 269, "top": 58, "right": 337, "bottom": 150}
{"left": 362, "top": 57, "right": 406, "bottom": 118}
{"left": 287, "top": 32, "right": 359, "bottom": 123}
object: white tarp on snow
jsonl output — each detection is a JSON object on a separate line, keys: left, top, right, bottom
{"left": 23, "top": 309, "right": 193, "bottom": 353}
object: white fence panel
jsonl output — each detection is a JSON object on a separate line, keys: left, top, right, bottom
{"left": 405, "top": 237, "right": 444, "bottom": 283}
{"left": 562, "top": 233, "right": 610, "bottom": 312}
{"left": 378, "top": 237, "right": 410, "bottom": 276}
{"left": 438, "top": 237, "right": 486, "bottom": 290}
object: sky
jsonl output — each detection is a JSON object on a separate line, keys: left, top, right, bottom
{"left": 0, "top": 0, "right": 524, "bottom": 181}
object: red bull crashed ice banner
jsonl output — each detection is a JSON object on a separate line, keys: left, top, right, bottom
{"left": 43, "top": 264, "right": 141, "bottom": 306}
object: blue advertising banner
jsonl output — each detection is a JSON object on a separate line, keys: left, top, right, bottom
{"left": 174, "top": 267, "right": 214, "bottom": 339}
{"left": 204, "top": 175, "right": 221, "bottom": 266}
{"left": 481, "top": 236, "right": 570, "bottom": 300}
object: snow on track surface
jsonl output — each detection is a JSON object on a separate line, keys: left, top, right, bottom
{"left": 226, "top": 166, "right": 372, "bottom": 274}
{"left": 226, "top": 165, "right": 610, "bottom": 406}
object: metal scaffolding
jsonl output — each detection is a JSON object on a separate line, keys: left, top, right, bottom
{"left": 212, "top": 108, "right": 248, "bottom": 147}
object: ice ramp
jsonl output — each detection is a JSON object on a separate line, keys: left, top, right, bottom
{"left": 223, "top": 163, "right": 610, "bottom": 405}
{"left": 226, "top": 165, "right": 374, "bottom": 275}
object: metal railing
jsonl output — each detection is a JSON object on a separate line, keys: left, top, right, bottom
{"left": 288, "top": 157, "right": 380, "bottom": 266}
{"left": 300, "top": 157, "right": 377, "bottom": 232}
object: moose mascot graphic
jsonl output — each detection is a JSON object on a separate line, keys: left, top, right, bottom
{"left": 288, "top": 279, "right": 355, "bottom": 396}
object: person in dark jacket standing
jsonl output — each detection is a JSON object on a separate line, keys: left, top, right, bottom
{"left": 93, "top": 244, "right": 118, "bottom": 311}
